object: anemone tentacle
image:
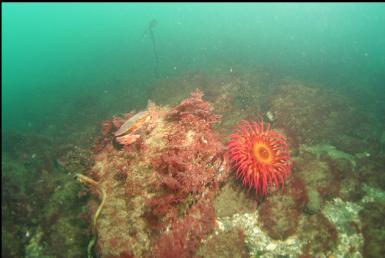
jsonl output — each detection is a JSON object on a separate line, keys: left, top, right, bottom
{"left": 228, "top": 120, "right": 292, "bottom": 195}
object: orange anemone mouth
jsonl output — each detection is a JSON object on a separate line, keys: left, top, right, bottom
{"left": 252, "top": 142, "right": 274, "bottom": 165}
{"left": 228, "top": 120, "right": 292, "bottom": 195}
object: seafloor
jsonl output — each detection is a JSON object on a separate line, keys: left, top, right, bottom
{"left": 2, "top": 67, "right": 385, "bottom": 258}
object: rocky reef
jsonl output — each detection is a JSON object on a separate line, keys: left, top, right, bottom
{"left": 3, "top": 68, "right": 384, "bottom": 258}
{"left": 77, "top": 89, "right": 231, "bottom": 257}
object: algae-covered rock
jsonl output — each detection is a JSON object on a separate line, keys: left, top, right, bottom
{"left": 258, "top": 192, "right": 301, "bottom": 240}
{"left": 214, "top": 178, "right": 256, "bottom": 218}
{"left": 255, "top": 171, "right": 308, "bottom": 241}
{"left": 25, "top": 228, "right": 51, "bottom": 258}
{"left": 300, "top": 144, "right": 356, "bottom": 168}
{"left": 358, "top": 158, "right": 385, "bottom": 190}
{"left": 323, "top": 198, "right": 363, "bottom": 257}
{"left": 197, "top": 228, "right": 249, "bottom": 258}
{"left": 45, "top": 216, "right": 87, "bottom": 258}
{"left": 217, "top": 211, "right": 304, "bottom": 257}
{"left": 305, "top": 188, "right": 321, "bottom": 214}
{"left": 360, "top": 202, "right": 385, "bottom": 258}
{"left": 80, "top": 90, "right": 231, "bottom": 258}
{"left": 299, "top": 213, "right": 338, "bottom": 256}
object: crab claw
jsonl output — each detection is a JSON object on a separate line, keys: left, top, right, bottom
{"left": 116, "top": 134, "right": 141, "bottom": 146}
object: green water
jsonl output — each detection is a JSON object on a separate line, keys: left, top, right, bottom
{"left": 3, "top": 3, "right": 385, "bottom": 134}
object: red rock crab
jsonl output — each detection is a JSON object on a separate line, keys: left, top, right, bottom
{"left": 114, "top": 110, "right": 152, "bottom": 145}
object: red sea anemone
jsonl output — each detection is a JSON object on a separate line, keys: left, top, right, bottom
{"left": 228, "top": 120, "right": 292, "bottom": 195}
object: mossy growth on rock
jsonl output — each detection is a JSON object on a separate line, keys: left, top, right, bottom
{"left": 299, "top": 213, "right": 338, "bottom": 256}
{"left": 360, "top": 202, "right": 385, "bottom": 258}
{"left": 214, "top": 177, "right": 257, "bottom": 218}
{"left": 196, "top": 228, "right": 249, "bottom": 258}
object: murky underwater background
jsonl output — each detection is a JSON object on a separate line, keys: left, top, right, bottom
{"left": 2, "top": 3, "right": 385, "bottom": 258}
